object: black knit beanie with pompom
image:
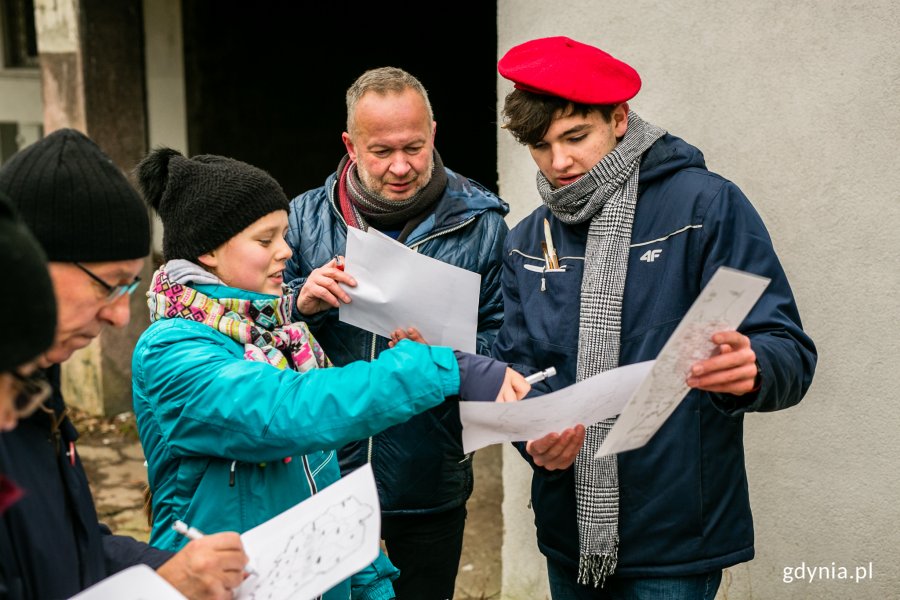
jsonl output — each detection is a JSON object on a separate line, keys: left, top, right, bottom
{"left": 135, "top": 148, "right": 290, "bottom": 261}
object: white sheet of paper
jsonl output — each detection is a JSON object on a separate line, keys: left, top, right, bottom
{"left": 235, "top": 464, "right": 381, "bottom": 600}
{"left": 235, "top": 463, "right": 381, "bottom": 600}
{"left": 340, "top": 227, "right": 480, "bottom": 352}
{"left": 459, "top": 360, "right": 655, "bottom": 454}
{"left": 69, "top": 565, "right": 185, "bottom": 599}
{"left": 596, "top": 267, "right": 771, "bottom": 457}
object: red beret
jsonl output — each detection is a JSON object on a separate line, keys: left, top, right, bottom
{"left": 498, "top": 36, "right": 641, "bottom": 105}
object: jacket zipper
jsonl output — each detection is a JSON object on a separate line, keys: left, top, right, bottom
{"left": 302, "top": 455, "right": 317, "bottom": 495}
{"left": 331, "top": 182, "right": 473, "bottom": 468}
{"left": 367, "top": 333, "right": 376, "bottom": 464}
{"left": 369, "top": 220, "right": 473, "bottom": 463}
{"left": 408, "top": 216, "right": 476, "bottom": 250}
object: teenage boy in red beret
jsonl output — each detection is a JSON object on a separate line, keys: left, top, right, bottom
{"left": 492, "top": 36, "right": 817, "bottom": 598}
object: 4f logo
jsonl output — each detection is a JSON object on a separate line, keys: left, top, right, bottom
{"left": 640, "top": 249, "right": 662, "bottom": 263}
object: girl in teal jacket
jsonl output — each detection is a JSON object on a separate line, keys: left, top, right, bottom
{"left": 131, "top": 148, "right": 525, "bottom": 600}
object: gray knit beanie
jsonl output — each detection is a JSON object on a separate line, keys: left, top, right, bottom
{"left": 0, "top": 128, "right": 150, "bottom": 262}
{"left": 135, "top": 148, "right": 289, "bottom": 261}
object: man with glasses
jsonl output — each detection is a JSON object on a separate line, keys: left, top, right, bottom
{"left": 0, "top": 129, "right": 249, "bottom": 600}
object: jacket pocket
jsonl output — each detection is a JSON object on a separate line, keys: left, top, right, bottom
{"left": 511, "top": 249, "right": 582, "bottom": 351}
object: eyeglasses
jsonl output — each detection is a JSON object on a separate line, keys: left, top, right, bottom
{"left": 74, "top": 262, "right": 141, "bottom": 301}
{"left": 11, "top": 370, "right": 51, "bottom": 419}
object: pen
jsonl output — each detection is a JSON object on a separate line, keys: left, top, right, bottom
{"left": 525, "top": 366, "right": 557, "bottom": 385}
{"left": 333, "top": 254, "right": 344, "bottom": 271}
{"left": 172, "top": 520, "right": 259, "bottom": 577}
{"left": 543, "top": 218, "right": 559, "bottom": 269}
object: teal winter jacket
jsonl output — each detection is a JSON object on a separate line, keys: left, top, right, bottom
{"left": 132, "top": 284, "right": 461, "bottom": 600}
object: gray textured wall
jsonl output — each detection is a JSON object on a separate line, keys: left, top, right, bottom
{"left": 498, "top": 2, "right": 900, "bottom": 598}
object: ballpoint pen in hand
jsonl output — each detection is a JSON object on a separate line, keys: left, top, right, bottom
{"left": 172, "top": 520, "right": 259, "bottom": 577}
{"left": 525, "top": 366, "right": 557, "bottom": 385}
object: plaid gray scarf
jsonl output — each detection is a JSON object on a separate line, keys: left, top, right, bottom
{"left": 538, "top": 111, "right": 665, "bottom": 587}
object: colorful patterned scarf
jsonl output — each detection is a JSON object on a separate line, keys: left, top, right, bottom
{"left": 148, "top": 262, "right": 331, "bottom": 372}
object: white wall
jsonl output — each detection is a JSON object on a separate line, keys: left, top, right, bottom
{"left": 498, "top": 2, "right": 900, "bottom": 598}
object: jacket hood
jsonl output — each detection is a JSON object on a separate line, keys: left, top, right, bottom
{"left": 639, "top": 133, "right": 707, "bottom": 186}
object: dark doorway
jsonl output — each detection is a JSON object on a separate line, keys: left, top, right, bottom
{"left": 183, "top": 2, "right": 499, "bottom": 199}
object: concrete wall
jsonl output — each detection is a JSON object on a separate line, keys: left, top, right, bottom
{"left": 497, "top": 2, "right": 900, "bottom": 599}
{"left": 142, "top": 0, "right": 186, "bottom": 258}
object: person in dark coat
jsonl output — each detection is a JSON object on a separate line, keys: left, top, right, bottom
{"left": 0, "top": 192, "right": 56, "bottom": 436}
{"left": 284, "top": 67, "right": 511, "bottom": 600}
{"left": 492, "top": 36, "right": 817, "bottom": 599}
{"left": 0, "top": 129, "right": 249, "bottom": 600}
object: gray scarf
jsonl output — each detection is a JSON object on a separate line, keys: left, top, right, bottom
{"left": 538, "top": 111, "right": 665, "bottom": 587}
{"left": 336, "top": 150, "right": 448, "bottom": 242}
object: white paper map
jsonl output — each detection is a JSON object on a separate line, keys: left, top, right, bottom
{"left": 236, "top": 463, "right": 381, "bottom": 600}
{"left": 459, "top": 361, "right": 654, "bottom": 453}
{"left": 341, "top": 227, "right": 480, "bottom": 352}
{"left": 69, "top": 565, "right": 185, "bottom": 599}
{"left": 71, "top": 466, "right": 382, "bottom": 600}
{"left": 596, "top": 266, "right": 770, "bottom": 457}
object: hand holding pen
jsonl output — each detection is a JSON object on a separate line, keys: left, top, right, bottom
{"left": 155, "top": 523, "right": 250, "bottom": 598}
{"left": 173, "top": 520, "right": 259, "bottom": 578}
{"left": 296, "top": 254, "right": 356, "bottom": 316}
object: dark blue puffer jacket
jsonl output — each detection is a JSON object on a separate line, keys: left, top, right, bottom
{"left": 284, "top": 166, "right": 509, "bottom": 514}
{"left": 0, "top": 366, "right": 172, "bottom": 600}
{"left": 492, "top": 133, "right": 817, "bottom": 576}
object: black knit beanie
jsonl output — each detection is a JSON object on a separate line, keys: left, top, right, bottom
{"left": 0, "top": 128, "right": 150, "bottom": 262}
{"left": 0, "top": 192, "right": 57, "bottom": 373}
{"left": 135, "top": 148, "right": 290, "bottom": 261}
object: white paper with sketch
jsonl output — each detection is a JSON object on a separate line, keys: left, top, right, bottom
{"left": 235, "top": 463, "right": 380, "bottom": 600}
{"left": 340, "top": 227, "right": 480, "bottom": 352}
{"left": 596, "top": 267, "right": 770, "bottom": 457}
{"left": 69, "top": 565, "right": 186, "bottom": 599}
{"left": 459, "top": 360, "right": 654, "bottom": 454}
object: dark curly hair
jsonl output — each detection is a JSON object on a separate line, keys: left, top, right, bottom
{"left": 501, "top": 89, "right": 616, "bottom": 147}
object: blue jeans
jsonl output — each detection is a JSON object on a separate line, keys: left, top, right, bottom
{"left": 547, "top": 557, "right": 722, "bottom": 600}
{"left": 381, "top": 504, "right": 467, "bottom": 599}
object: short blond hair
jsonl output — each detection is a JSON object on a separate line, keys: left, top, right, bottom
{"left": 345, "top": 67, "right": 434, "bottom": 136}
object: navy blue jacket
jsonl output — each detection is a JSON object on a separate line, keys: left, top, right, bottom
{"left": 0, "top": 366, "right": 171, "bottom": 599}
{"left": 284, "top": 166, "right": 509, "bottom": 514}
{"left": 492, "top": 134, "right": 817, "bottom": 576}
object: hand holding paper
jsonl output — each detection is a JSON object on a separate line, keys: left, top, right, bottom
{"left": 526, "top": 424, "right": 586, "bottom": 470}
{"left": 296, "top": 255, "right": 356, "bottom": 316}
{"left": 596, "top": 267, "right": 770, "bottom": 457}
{"left": 687, "top": 329, "right": 758, "bottom": 395}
